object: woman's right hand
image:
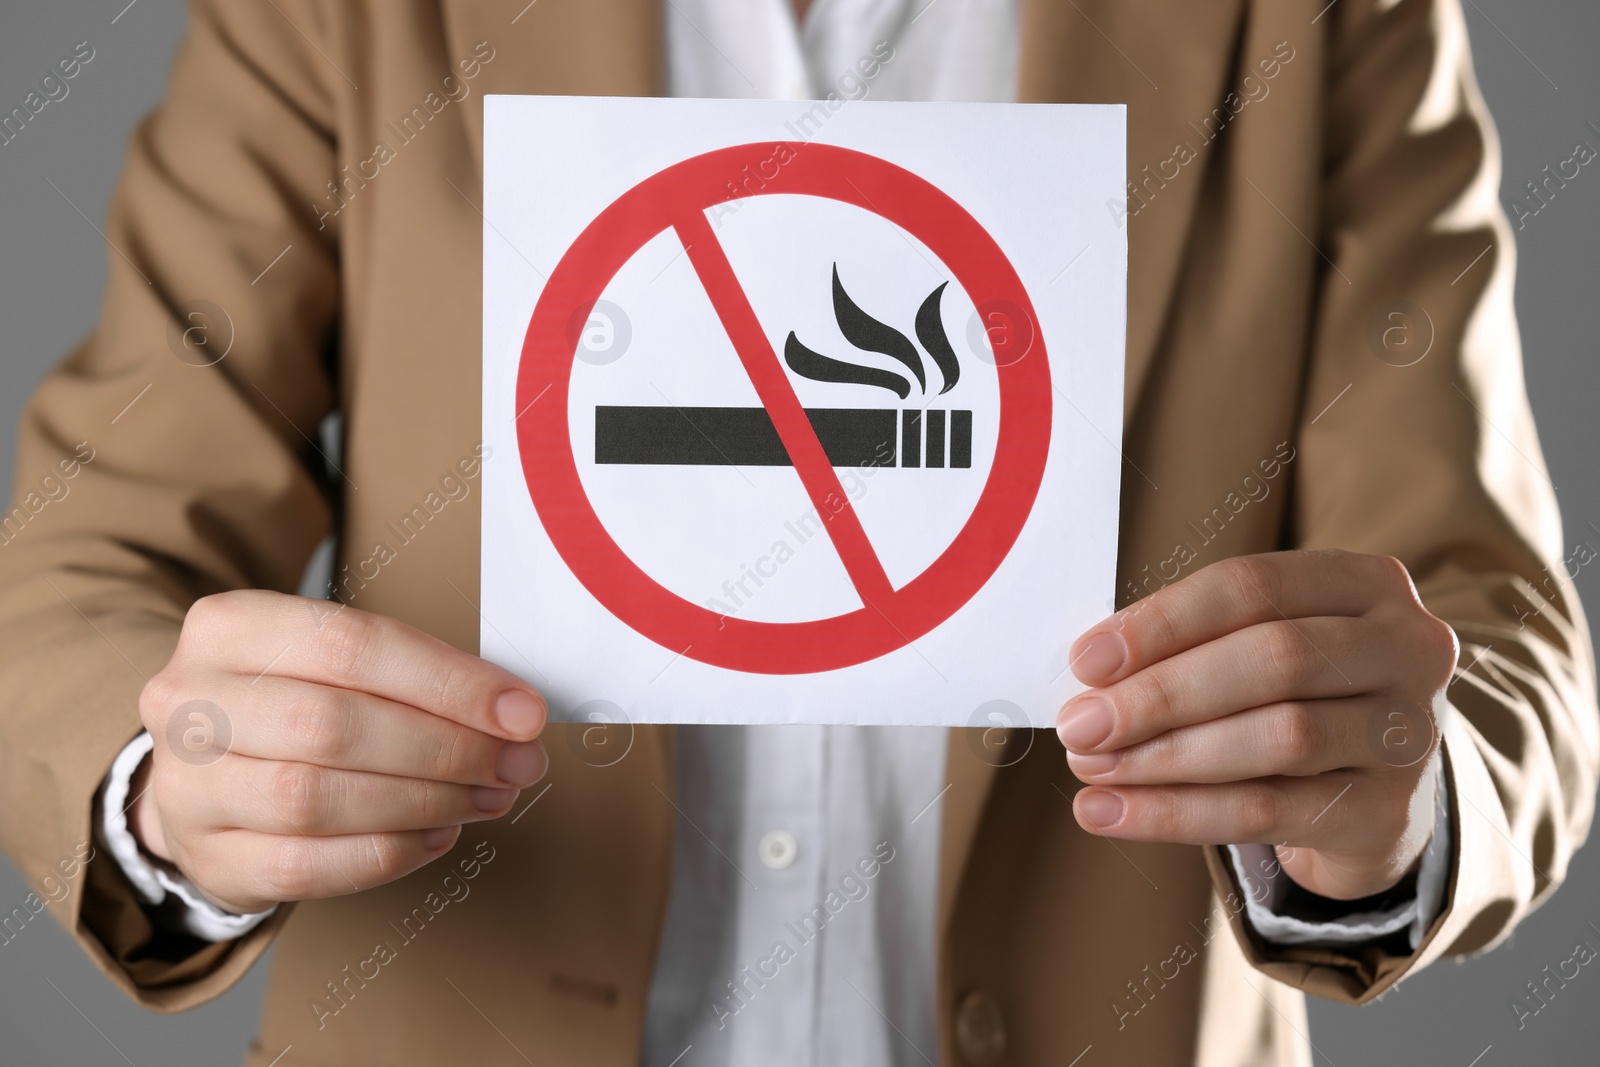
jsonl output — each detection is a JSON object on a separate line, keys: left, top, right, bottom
{"left": 130, "top": 589, "right": 548, "bottom": 914}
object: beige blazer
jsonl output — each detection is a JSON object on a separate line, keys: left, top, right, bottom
{"left": 0, "top": 0, "right": 1593, "bottom": 1064}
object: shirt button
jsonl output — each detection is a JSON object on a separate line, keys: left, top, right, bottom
{"left": 757, "top": 830, "right": 798, "bottom": 870}
{"left": 954, "top": 990, "right": 1007, "bottom": 1065}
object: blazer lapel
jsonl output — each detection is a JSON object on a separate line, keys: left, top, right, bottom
{"left": 934, "top": 0, "right": 1248, "bottom": 937}
{"left": 1018, "top": 0, "right": 1247, "bottom": 424}
{"left": 937, "top": 730, "right": 1002, "bottom": 939}
{"left": 439, "top": 0, "right": 665, "bottom": 179}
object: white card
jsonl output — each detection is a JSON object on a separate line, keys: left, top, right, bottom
{"left": 481, "top": 95, "right": 1125, "bottom": 728}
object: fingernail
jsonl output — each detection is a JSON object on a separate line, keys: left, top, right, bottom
{"left": 1067, "top": 750, "right": 1120, "bottom": 777}
{"left": 496, "top": 740, "right": 547, "bottom": 787}
{"left": 1076, "top": 790, "right": 1125, "bottom": 828}
{"left": 1071, "top": 631, "right": 1127, "bottom": 682}
{"left": 1057, "top": 695, "right": 1115, "bottom": 752}
{"left": 471, "top": 786, "right": 518, "bottom": 813}
{"left": 495, "top": 690, "right": 545, "bottom": 738}
{"left": 421, "top": 825, "right": 460, "bottom": 851}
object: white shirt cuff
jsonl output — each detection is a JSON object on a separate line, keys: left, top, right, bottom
{"left": 1228, "top": 757, "right": 1451, "bottom": 951}
{"left": 99, "top": 730, "right": 278, "bottom": 942}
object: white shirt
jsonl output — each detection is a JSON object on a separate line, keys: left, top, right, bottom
{"left": 99, "top": 3, "right": 1452, "bottom": 1065}
{"left": 647, "top": 3, "right": 1015, "bottom": 1063}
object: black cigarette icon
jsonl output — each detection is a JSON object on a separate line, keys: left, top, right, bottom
{"left": 595, "top": 406, "right": 972, "bottom": 469}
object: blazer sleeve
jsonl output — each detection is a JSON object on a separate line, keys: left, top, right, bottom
{"left": 0, "top": 0, "right": 340, "bottom": 1011}
{"left": 1209, "top": 0, "right": 1599, "bottom": 1002}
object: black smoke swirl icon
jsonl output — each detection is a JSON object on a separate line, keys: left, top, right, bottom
{"left": 783, "top": 264, "right": 960, "bottom": 399}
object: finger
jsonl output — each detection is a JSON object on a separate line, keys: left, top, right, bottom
{"left": 183, "top": 754, "right": 521, "bottom": 836}
{"left": 1070, "top": 772, "right": 1385, "bottom": 850}
{"left": 182, "top": 591, "right": 546, "bottom": 740}
{"left": 196, "top": 675, "right": 548, "bottom": 788}
{"left": 1058, "top": 616, "right": 1386, "bottom": 753}
{"left": 1069, "top": 550, "right": 1417, "bottom": 686}
{"left": 184, "top": 824, "right": 463, "bottom": 913}
{"left": 1065, "top": 697, "right": 1391, "bottom": 785}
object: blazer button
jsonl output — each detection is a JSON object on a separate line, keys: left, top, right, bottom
{"left": 954, "top": 990, "right": 1007, "bottom": 1064}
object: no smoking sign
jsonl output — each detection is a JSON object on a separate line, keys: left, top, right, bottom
{"left": 482, "top": 97, "right": 1126, "bottom": 727}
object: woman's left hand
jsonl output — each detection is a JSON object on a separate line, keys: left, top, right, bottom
{"left": 1058, "top": 549, "right": 1456, "bottom": 900}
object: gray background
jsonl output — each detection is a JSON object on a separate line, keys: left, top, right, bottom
{"left": 0, "top": 1, "right": 1594, "bottom": 1063}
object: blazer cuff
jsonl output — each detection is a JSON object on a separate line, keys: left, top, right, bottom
{"left": 98, "top": 731, "right": 277, "bottom": 942}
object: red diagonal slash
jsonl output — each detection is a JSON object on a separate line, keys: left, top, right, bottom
{"left": 674, "top": 209, "right": 897, "bottom": 609}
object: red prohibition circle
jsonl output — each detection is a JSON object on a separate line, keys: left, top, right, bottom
{"left": 517, "top": 142, "right": 1052, "bottom": 675}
